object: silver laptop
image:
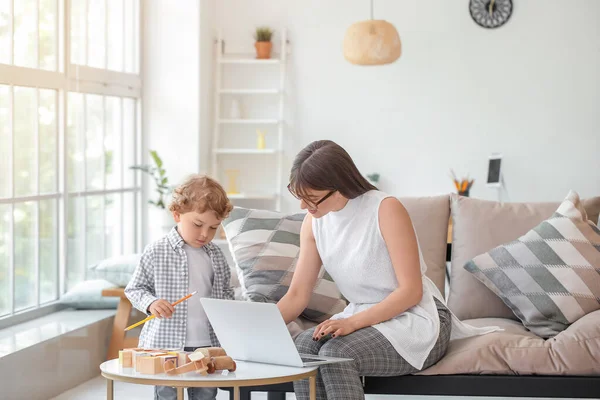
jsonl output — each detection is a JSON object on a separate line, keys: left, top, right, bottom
{"left": 200, "top": 298, "right": 353, "bottom": 368}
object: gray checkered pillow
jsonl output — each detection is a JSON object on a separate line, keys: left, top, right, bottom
{"left": 222, "top": 207, "right": 347, "bottom": 322}
{"left": 465, "top": 190, "right": 600, "bottom": 338}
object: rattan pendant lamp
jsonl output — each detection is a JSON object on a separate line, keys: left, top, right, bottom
{"left": 343, "top": 0, "right": 401, "bottom": 65}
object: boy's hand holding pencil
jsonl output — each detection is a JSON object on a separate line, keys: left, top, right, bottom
{"left": 149, "top": 299, "right": 175, "bottom": 319}
{"left": 125, "top": 291, "right": 198, "bottom": 331}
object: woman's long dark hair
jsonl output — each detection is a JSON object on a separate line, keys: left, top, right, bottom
{"left": 289, "top": 140, "right": 377, "bottom": 200}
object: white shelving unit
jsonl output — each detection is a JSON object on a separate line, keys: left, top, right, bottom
{"left": 211, "top": 30, "right": 288, "bottom": 212}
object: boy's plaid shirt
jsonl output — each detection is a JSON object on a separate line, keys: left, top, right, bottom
{"left": 124, "top": 227, "right": 234, "bottom": 350}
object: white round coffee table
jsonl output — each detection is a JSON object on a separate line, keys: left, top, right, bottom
{"left": 100, "top": 359, "right": 318, "bottom": 400}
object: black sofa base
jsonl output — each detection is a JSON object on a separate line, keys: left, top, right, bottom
{"left": 223, "top": 374, "right": 600, "bottom": 399}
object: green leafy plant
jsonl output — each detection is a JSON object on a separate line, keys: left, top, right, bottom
{"left": 254, "top": 26, "right": 274, "bottom": 42}
{"left": 130, "top": 150, "right": 170, "bottom": 209}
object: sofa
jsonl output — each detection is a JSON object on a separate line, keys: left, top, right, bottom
{"left": 220, "top": 192, "right": 600, "bottom": 400}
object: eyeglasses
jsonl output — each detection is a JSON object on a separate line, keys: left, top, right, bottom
{"left": 287, "top": 184, "right": 336, "bottom": 210}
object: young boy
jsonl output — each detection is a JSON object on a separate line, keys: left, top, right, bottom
{"left": 125, "top": 174, "right": 235, "bottom": 400}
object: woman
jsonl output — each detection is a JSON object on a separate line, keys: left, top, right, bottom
{"left": 277, "top": 140, "right": 498, "bottom": 400}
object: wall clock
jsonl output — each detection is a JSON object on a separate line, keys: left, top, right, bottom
{"left": 469, "top": 0, "right": 513, "bottom": 29}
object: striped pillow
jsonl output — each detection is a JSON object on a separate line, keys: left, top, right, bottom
{"left": 465, "top": 190, "right": 600, "bottom": 338}
{"left": 222, "top": 207, "right": 347, "bottom": 322}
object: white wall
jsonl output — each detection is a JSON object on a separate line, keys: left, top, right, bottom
{"left": 213, "top": 0, "right": 600, "bottom": 213}
{"left": 142, "top": 0, "right": 209, "bottom": 242}
{"left": 199, "top": 0, "right": 217, "bottom": 175}
{"left": 142, "top": 0, "right": 600, "bottom": 225}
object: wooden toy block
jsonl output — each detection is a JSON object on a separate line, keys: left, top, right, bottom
{"left": 132, "top": 350, "right": 165, "bottom": 368}
{"left": 134, "top": 352, "right": 152, "bottom": 371}
{"left": 137, "top": 356, "right": 160, "bottom": 375}
{"left": 131, "top": 349, "right": 152, "bottom": 360}
{"left": 206, "top": 356, "right": 237, "bottom": 374}
{"left": 118, "top": 350, "right": 133, "bottom": 368}
{"left": 169, "top": 351, "right": 191, "bottom": 366}
{"left": 137, "top": 355, "right": 178, "bottom": 375}
{"left": 119, "top": 347, "right": 143, "bottom": 367}
{"left": 161, "top": 355, "right": 178, "bottom": 371}
{"left": 163, "top": 359, "right": 177, "bottom": 374}
{"left": 146, "top": 351, "right": 169, "bottom": 357}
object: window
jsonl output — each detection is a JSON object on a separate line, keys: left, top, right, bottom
{"left": 0, "top": 0, "right": 141, "bottom": 320}
{"left": 70, "top": 0, "right": 139, "bottom": 73}
{"left": 65, "top": 93, "right": 139, "bottom": 290}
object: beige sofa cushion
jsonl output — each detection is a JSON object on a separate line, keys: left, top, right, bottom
{"left": 448, "top": 194, "right": 600, "bottom": 320}
{"left": 418, "top": 310, "right": 600, "bottom": 375}
{"left": 399, "top": 195, "right": 450, "bottom": 296}
{"left": 222, "top": 207, "right": 347, "bottom": 323}
{"left": 464, "top": 191, "right": 600, "bottom": 338}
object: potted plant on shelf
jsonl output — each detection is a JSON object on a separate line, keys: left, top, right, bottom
{"left": 130, "top": 150, "right": 174, "bottom": 232}
{"left": 254, "top": 26, "right": 274, "bottom": 59}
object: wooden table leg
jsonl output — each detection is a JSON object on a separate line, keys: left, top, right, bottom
{"left": 233, "top": 386, "right": 240, "bottom": 400}
{"left": 106, "top": 379, "right": 114, "bottom": 400}
{"left": 106, "top": 296, "right": 133, "bottom": 360}
{"left": 176, "top": 387, "right": 184, "bottom": 400}
{"left": 309, "top": 375, "right": 317, "bottom": 400}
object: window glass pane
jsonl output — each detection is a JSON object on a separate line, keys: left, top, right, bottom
{"left": 39, "top": 0, "right": 57, "bottom": 71}
{"left": 13, "top": 0, "right": 37, "bottom": 68}
{"left": 105, "top": 194, "right": 121, "bottom": 257}
{"left": 39, "top": 89, "right": 57, "bottom": 194}
{"left": 87, "top": 0, "right": 106, "bottom": 69}
{"left": 70, "top": 0, "right": 86, "bottom": 65}
{"left": 133, "top": 0, "right": 139, "bottom": 74}
{"left": 124, "top": 0, "right": 134, "bottom": 73}
{"left": 13, "top": 87, "right": 36, "bottom": 197}
{"left": 67, "top": 92, "right": 84, "bottom": 192}
{"left": 0, "top": 204, "right": 10, "bottom": 316}
{"left": 0, "top": 0, "right": 142, "bottom": 314}
{"left": 86, "top": 195, "right": 104, "bottom": 267}
{"left": 123, "top": 98, "right": 135, "bottom": 187}
{"left": 14, "top": 201, "right": 36, "bottom": 311}
{"left": 107, "top": 0, "right": 123, "bottom": 71}
{"left": 0, "top": 0, "right": 10, "bottom": 64}
{"left": 105, "top": 96, "right": 121, "bottom": 189}
{"left": 66, "top": 197, "right": 83, "bottom": 290}
{"left": 0, "top": 85, "right": 9, "bottom": 198}
{"left": 123, "top": 192, "right": 135, "bottom": 254}
{"left": 39, "top": 198, "right": 57, "bottom": 304}
{"left": 86, "top": 94, "right": 104, "bottom": 190}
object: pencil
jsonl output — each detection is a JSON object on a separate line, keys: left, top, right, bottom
{"left": 124, "top": 290, "right": 198, "bottom": 331}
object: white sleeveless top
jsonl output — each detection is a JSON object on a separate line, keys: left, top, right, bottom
{"left": 312, "top": 190, "right": 500, "bottom": 369}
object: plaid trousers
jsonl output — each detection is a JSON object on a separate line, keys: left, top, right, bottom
{"left": 294, "top": 298, "right": 451, "bottom": 400}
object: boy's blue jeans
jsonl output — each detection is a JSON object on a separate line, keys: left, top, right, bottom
{"left": 154, "top": 346, "right": 218, "bottom": 400}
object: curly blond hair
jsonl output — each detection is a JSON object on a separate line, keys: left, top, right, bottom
{"left": 168, "top": 174, "right": 233, "bottom": 220}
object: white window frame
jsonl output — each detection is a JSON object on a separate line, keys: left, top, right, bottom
{"left": 0, "top": 0, "right": 143, "bottom": 328}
